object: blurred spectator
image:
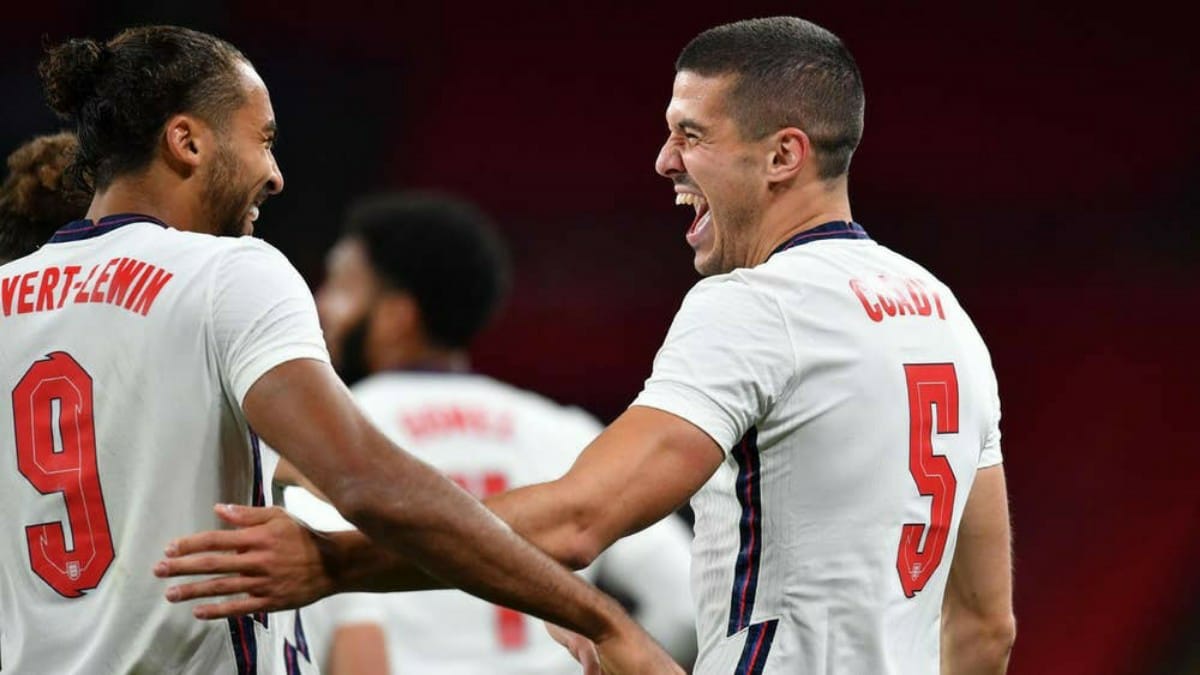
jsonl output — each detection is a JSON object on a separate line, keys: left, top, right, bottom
{"left": 0, "top": 131, "right": 88, "bottom": 264}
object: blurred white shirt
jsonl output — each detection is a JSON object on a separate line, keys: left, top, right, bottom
{"left": 286, "top": 371, "right": 696, "bottom": 674}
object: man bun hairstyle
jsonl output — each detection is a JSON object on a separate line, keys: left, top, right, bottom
{"left": 0, "top": 132, "right": 90, "bottom": 264}
{"left": 38, "top": 26, "right": 248, "bottom": 191}
{"left": 342, "top": 192, "right": 512, "bottom": 350}
{"left": 40, "top": 39, "right": 107, "bottom": 117}
{"left": 676, "top": 16, "right": 865, "bottom": 179}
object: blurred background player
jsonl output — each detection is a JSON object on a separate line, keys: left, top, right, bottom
{"left": 281, "top": 191, "right": 697, "bottom": 674}
{"left": 1, "top": 25, "right": 675, "bottom": 674}
{"left": 0, "top": 131, "right": 88, "bottom": 264}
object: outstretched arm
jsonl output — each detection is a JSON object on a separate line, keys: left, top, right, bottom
{"left": 487, "top": 405, "right": 720, "bottom": 567}
{"left": 157, "top": 405, "right": 721, "bottom": 608}
{"left": 941, "top": 465, "right": 1016, "bottom": 674}
{"left": 159, "top": 359, "right": 677, "bottom": 672}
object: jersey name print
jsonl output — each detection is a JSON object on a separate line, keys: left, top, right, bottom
{"left": 0, "top": 257, "right": 174, "bottom": 318}
{"left": 849, "top": 274, "right": 947, "bottom": 322}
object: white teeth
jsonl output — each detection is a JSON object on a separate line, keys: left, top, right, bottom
{"left": 675, "top": 193, "right": 707, "bottom": 208}
{"left": 249, "top": 206, "right": 260, "bottom": 222}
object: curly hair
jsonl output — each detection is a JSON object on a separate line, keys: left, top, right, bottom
{"left": 342, "top": 192, "right": 512, "bottom": 349}
{"left": 38, "top": 25, "right": 247, "bottom": 192}
{"left": 0, "top": 132, "right": 91, "bottom": 264}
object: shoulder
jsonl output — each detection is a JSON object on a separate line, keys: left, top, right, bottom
{"left": 202, "top": 236, "right": 306, "bottom": 290}
{"left": 353, "top": 372, "right": 604, "bottom": 438}
{"left": 138, "top": 229, "right": 296, "bottom": 276}
{"left": 672, "top": 271, "right": 787, "bottom": 331}
{"left": 206, "top": 234, "right": 293, "bottom": 265}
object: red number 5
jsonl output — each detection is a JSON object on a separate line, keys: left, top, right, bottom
{"left": 896, "top": 363, "right": 959, "bottom": 598}
{"left": 12, "top": 351, "right": 114, "bottom": 598}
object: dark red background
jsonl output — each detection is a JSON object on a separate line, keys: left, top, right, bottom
{"left": 3, "top": 2, "right": 1197, "bottom": 672}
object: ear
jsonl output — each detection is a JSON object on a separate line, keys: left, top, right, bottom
{"left": 372, "top": 292, "right": 423, "bottom": 344}
{"left": 765, "top": 127, "right": 810, "bottom": 184}
{"left": 161, "top": 114, "right": 210, "bottom": 175}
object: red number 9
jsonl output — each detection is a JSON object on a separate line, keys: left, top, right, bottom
{"left": 13, "top": 351, "right": 114, "bottom": 598}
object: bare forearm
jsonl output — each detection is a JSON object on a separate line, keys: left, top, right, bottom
{"left": 337, "top": 460, "right": 624, "bottom": 641}
{"left": 941, "top": 611, "right": 1015, "bottom": 674}
{"left": 324, "top": 478, "right": 606, "bottom": 597}
{"left": 244, "top": 360, "right": 628, "bottom": 640}
{"left": 323, "top": 530, "right": 433, "bottom": 592}
{"left": 322, "top": 407, "right": 723, "bottom": 597}
{"left": 941, "top": 465, "right": 1014, "bottom": 674}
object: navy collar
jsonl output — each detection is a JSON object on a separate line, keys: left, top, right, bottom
{"left": 48, "top": 213, "right": 169, "bottom": 244}
{"left": 770, "top": 220, "right": 870, "bottom": 258}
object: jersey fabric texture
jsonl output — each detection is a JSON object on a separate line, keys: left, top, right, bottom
{"left": 631, "top": 221, "right": 1002, "bottom": 674}
{"left": 286, "top": 371, "right": 695, "bottom": 674}
{"left": 0, "top": 215, "right": 328, "bottom": 674}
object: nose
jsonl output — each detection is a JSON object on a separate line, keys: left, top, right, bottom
{"left": 266, "top": 156, "right": 284, "bottom": 195}
{"left": 655, "top": 137, "right": 683, "bottom": 178}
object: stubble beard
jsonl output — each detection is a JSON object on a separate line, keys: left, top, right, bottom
{"left": 699, "top": 200, "right": 761, "bottom": 276}
{"left": 201, "top": 142, "right": 252, "bottom": 238}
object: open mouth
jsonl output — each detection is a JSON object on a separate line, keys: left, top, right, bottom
{"left": 676, "top": 190, "right": 710, "bottom": 246}
{"left": 676, "top": 192, "right": 711, "bottom": 238}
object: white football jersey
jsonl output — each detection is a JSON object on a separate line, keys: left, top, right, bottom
{"left": 287, "top": 371, "right": 695, "bottom": 675}
{"left": 0, "top": 215, "right": 328, "bottom": 674}
{"left": 632, "top": 222, "right": 1002, "bottom": 674}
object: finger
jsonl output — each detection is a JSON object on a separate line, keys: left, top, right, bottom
{"left": 192, "top": 596, "right": 275, "bottom": 620}
{"left": 164, "top": 529, "right": 254, "bottom": 558}
{"left": 165, "top": 575, "right": 261, "bottom": 603}
{"left": 578, "top": 643, "right": 601, "bottom": 675}
{"left": 564, "top": 634, "right": 597, "bottom": 668}
{"left": 154, "top": 552, "right": 264, "bottom": 578}
{"left": 214, "top": 503, "right": 279, "bottom": 527}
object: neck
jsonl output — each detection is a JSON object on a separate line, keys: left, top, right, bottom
{"left": 749, "top": 177, "right": 853, "bottom": 267}
{"left": 372, "top": 343, "right": 471, "bottom": 374}
{"left": 87, "top": 168, "right": 205, "bottom": 233}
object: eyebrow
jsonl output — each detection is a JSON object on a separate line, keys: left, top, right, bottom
{"left": 674, "top": 117, "right": 707, "bottom": 134}
{"left": 263, "top": 120, "right": 278, "bottom": 136}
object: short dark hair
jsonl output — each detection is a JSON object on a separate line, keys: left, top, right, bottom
{"left": 38, "top": 25, "right": 248, "bottom": 191}
{"left": 342, "top": 192, "right": 512, "bottom": 350}
{"left": 0, "top": 132, "right": 90, "bottom": 264}
{"left": 676, "top": 17, "right": 865, "bottom": 179}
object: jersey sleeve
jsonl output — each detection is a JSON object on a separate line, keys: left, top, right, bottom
{"left": 630, "top": 276, "right": 796, "bottom": 454}
{"left": 208, "top": 239, "right": 330, "bottom": 407}
{"left": 978, "top": 375, "right": 1003, "bottom": 468}
{"left": 283, "top": 486, "right": 356, "bottom": 531}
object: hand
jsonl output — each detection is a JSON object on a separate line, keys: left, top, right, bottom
{"left": 557, "top": 619, "right": 685, "bottom": 675}
{"left": 153, "top": 504, "right": 334, "bottom": 619}
{"left": 546, "top": 622, "right": 602, "bottom": 675}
